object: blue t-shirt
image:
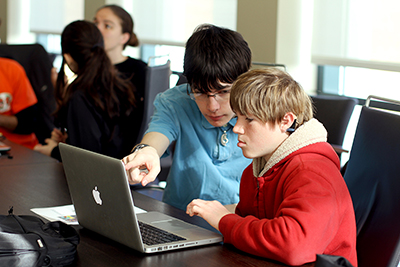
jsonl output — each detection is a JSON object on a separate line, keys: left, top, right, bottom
{"left": 146, "top": 84, "right": 251, "bottom": 210}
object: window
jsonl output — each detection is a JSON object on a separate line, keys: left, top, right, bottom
{"left": 30, "top": 0, "right": 84, "bottom": 35}
{"left": 313, "top": 0, "right": 400, "bottom": 165}
{"left": 126, "top": 0, "right": 238, "bottom": 87}
{"left": 313, "top": 0, "right": 400, "bottom": 101}
{"left": 129, "top": 0, "right": 237, "bottom": 46}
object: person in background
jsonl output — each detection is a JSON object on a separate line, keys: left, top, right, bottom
{"left": 186, "top": 68, "right": 358, "bottom": 267}
{"left": 94, "top": 4, "right": 147, "bottom": 125}
{"left": 34, "top": 20, "right": 139, "bottom": 160}
{"left": 123, "top": 24, "right": 253, "bottom": 210}
{"left": 0, "top": 57, "right": 39, "bottom": 149}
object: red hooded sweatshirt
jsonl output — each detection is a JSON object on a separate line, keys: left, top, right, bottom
{"left": 219, "top": 119, "right": 357, "bottom": 266}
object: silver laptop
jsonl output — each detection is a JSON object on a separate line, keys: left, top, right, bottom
{"left": 59, "top": 143, "right": 222, "bottom": 253}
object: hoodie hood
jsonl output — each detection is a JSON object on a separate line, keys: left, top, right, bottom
{"left": 253, "top": 118, "right": 328, "bottom": 177}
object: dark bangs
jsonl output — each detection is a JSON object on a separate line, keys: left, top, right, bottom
{"left": 183, "top": 24, "right": 251, "bottom": 93}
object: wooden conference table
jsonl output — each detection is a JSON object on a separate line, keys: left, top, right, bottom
{"left": 0, "top": 140, "right": 315, "bottom": 267}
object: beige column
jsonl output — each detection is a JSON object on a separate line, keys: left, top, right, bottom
{"left": 84, "top": 0, "right": 106, "bottom": 21}
{"left": 0, "top": 0, "right": 7, "bottom": 43}
{"left": 236, "top": 0, "right": 278, "bottom": 64}
{"left": 236, "top": 0, "right": 317, "bottom": 93}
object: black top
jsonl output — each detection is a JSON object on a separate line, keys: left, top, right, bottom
{"left": 115, "top": 57, "right": 147, "bottom": 127}
{"left": 51, "top": 57, "right": 147, "bottom": 161}
{"left": 51, "top": 90, "right": 139, "bottom": 161}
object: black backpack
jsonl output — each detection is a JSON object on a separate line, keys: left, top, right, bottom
{"left": 0, "top": 207, "right": 80, "bottom": 266}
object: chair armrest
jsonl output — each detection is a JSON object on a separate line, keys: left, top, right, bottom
{"left": 330, "top": 144, "right": 349, "bottom": 154}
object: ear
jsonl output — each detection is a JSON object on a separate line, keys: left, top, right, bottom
{"left": 280, "top": 112, "right": 296, "bottom": 133}
{"left": 120, "top": 32, "right": 130, "bottom": 45}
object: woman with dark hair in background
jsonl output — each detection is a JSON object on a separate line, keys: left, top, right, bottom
{"left": 94, "top": 4, "right": 147, "bottom": 121}
{"left": 34, "top": 20, "right": 139, "bottom": 160}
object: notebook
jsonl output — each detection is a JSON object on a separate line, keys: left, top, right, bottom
{"left": 58, "top": 143, "right": 222, "bottom": 253}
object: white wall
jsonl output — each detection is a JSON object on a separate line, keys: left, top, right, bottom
{"left": 6, "top": 0, "right": 35, "bottom": 43}
{"left": 276, "top": 0, "right": 317, "bottom": 94}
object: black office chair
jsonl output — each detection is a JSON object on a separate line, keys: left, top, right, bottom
{"left": 132, "top": 59, "right": 171, "bottom": 200}
{"left": 0, "top": 44, "right": 56, "bottom": 144}
{"left": 251, "top": 61, "right": 287, "bottom": 71}
{"left": 343, "top": 95, "right": 400, "bottom": 267}
{"left": 136, "top": 59, "right": 171, "bottom": 143}
{"left": 172, "top": 71, "right": 187, "bottom": 85}
{"left": 311, "top": 95, "right": 357, "bottom": 157}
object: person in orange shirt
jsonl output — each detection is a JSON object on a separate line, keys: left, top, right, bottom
{"left": 0, "top": 57, "right": 39, "bottom": 149}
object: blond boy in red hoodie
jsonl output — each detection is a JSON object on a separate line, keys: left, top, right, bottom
{"left": 187, "top": 68, "right": 357, "bottom": 266}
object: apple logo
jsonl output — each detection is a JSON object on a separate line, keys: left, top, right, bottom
{"left": 92, "top": 186, "right": 103, "bottom": 205}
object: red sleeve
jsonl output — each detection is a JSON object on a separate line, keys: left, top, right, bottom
{"left": 219, "top": 168, "right": 344, "bottom": 266}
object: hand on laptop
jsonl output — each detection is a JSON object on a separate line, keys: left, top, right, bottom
{"left": 122, "top": 146, "right": 160, "bottom": 186}
{"left": 186, "top": 199, "right": 232, "bottom": 231}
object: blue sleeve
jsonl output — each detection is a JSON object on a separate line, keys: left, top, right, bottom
{"left": 146, "top": 85, "right": 190, "bottom": 144}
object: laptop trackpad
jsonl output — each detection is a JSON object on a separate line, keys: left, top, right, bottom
{"left": 152, "top": 219, "right": 195, "bottom": 232}
{"left": 138, "top": 212, "right": 195, "bottom": 232}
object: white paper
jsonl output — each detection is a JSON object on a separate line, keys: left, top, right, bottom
{"left": 31, "top": 204, "right": 147, "bottom": 225}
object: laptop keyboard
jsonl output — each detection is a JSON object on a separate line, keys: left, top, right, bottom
{"left": 139, "top": 221, "right": 187, "bottom": 246}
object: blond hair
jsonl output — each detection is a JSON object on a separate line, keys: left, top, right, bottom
{"left": 230, "top": 68, "right": 313, "bottom": 127}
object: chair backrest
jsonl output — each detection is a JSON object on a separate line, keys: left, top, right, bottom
{"left": 0, "top": 43, "right": 56, "bottom": 143}
{"left": 136, "top": 60, "right": 171, "bottom": 143}
{"left": 251, "top": 61, "right": 286, "bottom": 71}
{"left": 343, "top": 96, "right": 400, "bottom": 267}
{"left": 311, "top": 95, "right": 357, "bottom": 148}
